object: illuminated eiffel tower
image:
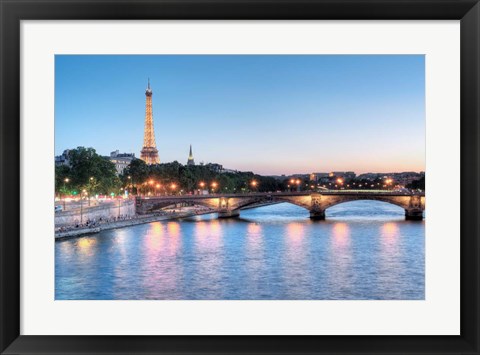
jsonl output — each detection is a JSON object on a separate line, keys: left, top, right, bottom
{"left": 140, "top": 79, "right": 160, "bottom": 165}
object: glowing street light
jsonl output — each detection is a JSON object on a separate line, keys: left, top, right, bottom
{"left": 62, "top": 178, "right": 70, "bottom": 210}
{"left": 211, "top": 182, "right": 218, "bottom": 194}
{"left": 87, "top": 177, "right": 96, "bottom": 206}
{"left": 295, "top": 179, "right": 301, "bottom": 192}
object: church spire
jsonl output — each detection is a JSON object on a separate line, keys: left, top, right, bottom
{"left": 187, "top": 144, "right": 195, "bottom": 166}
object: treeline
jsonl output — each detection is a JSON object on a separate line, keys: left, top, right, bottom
{"left": 55, "top": 147, "right": 425, "bottom": 197}
{"left": 121, "top": 159, "right": 283, "bottom": 194}
{"left": 406, "top": 176, "right": 425, "bottom": 190}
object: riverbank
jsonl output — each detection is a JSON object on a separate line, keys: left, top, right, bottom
{"left": 55, "top": 210, "right": 214, "bottom": 240}
{"left": 55, "top": 201, "right": 281, "bottom": 240}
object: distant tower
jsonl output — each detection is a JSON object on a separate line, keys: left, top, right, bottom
{"left": 140, "top": 79, "right": 160, "bottom": 165}
{"left": 187, "top": 144, "right": 195, "bottom": 166}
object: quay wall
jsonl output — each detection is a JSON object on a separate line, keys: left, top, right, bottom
{"left": 55, "top": 200, "right": 135, "bottom": 226}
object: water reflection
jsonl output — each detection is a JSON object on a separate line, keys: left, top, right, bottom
{"left": 246, "top": 223, "right": 263, "bottom": 253}
{"left": 332, "top": 222, "right": 351, "bottom": 248}
{"left": 141, "top": 222, "right": 183, "bottom": 299}
{"left": 283, "top": 221, "right": 312, "bottom": 298}
{"left": 76, "top": 237, "right": 97, "bottom": 256}
{"left": 327, "top": 222, "right": 354, "bottom": 298}
{"left": 376, "top": 221, "right": 404, "bottom": 298}
{"left": 56, "top": 201, "right": 425, "bottom": 300}
{"left": 192, "top": 219, "right": 224, "bottom": 298}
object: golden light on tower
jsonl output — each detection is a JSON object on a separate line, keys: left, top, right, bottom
{"left": 140, "top": 78, "right": 160, "bottom": 164}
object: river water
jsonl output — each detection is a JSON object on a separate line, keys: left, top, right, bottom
{"left": 55, "top": 201, "right": 425, "bottom": 300}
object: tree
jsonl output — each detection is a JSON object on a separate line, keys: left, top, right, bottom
{"left": 58, "top": 147, "right": 120, "bottom": 198}
{"left": 55, "top": 165, "right": 71, "bottom": 195}
{"left": 121, "top": 158, "right": 149, "bottom": 193}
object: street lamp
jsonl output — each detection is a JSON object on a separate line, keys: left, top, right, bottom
{"left": 211, "top": 182, "right": 218, "bottom": 194}
{"left": 171, "top": 183, "right": 177, "bottom": 195}
{"left": 336, "top": 178, "right": 344, "bottom": 190}
{"left": 127, "top": 175, "right": 132, "bottom": 194}
{"left": 156, "top": 183, "right": 161, "bottom": 196}
{"left": 80, "top": 189, "right": 87, "bottom": 224}
{"left": 385, "top": 178, "right": 393, "bottom": 190}
{"left": 63, "top": 177, "right": 69, "bottom": 210}
{"left": 148, "top": 179, "right": 154, "bottom": 195}
{"left": 118, "top": 188, "right": 124, "bottom": 217}
{"left": 198, "top": 181, "right": 205, "bottom": 195}
{"left": 88, "top": 177, "right": 95, "bottom": 206}
{"left": 251, "top": 180, "right": 258, "bottom": 192}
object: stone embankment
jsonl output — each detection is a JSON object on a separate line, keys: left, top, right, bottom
{"left": 54, "top": 200, "right": 280, "bottom": 240}
{"left": 55, "top": 199, "right": 136, "bottom": 226}
{"left": 55, "top": 209, "right": 213, "bottom": 240}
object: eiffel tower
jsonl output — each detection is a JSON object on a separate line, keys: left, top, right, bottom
{"left": 140, "top": 79, "right": 160, "bottom": 164}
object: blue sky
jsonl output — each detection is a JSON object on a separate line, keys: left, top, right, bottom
{"left": 55, "top": 55, "right": 425, "bottom": 175}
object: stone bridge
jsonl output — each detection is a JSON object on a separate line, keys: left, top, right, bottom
{"left": 135, "top": 191, "right": 425, "bottom": 220}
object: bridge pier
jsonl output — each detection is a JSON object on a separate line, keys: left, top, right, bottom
{"left": 218, "top": 210, "right": 240, "bottom": 219}
{"left": 405, "top": 209, "right": 424, "bottom": 221}
{"left": 309, "top": 210, "right": 325, "bottom": 220}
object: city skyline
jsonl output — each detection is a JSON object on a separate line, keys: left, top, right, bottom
{"left": 55, "top": 55, "right": 425, "bottom": 175}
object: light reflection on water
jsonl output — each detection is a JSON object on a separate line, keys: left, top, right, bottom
{"left": 55, "top": 201, "right": 424, "bottom": 300}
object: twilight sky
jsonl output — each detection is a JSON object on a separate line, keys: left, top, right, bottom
{"left": 55, "top": 55, "right": 425, "bottom": 175}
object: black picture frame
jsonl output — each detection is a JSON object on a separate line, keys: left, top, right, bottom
{"left": 1, "top": 0, "right": 479, "bottom": 354}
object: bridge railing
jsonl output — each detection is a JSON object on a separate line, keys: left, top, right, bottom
{"left": 136, "top": 190, "right": 423, "bottom": 200}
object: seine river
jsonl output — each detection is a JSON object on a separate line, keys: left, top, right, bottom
{"left": 55, "top": 201, "right": 425, "bottom": 300}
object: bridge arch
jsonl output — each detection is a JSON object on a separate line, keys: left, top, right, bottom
{"left": 322, "top": 199, "right": 406, "bottom": 214}
{"left": 228, "top": 196, "right": 311, "bottom": 212}
{"left": 320, "top": 196, "right": 411, "bottom": 211}
{"left": 140, "top": 198, "right": 218, "bottom": 213}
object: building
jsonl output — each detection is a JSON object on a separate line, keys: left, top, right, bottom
{"left": 55, "top": 149, "right": 71, "bottom": 167}
{"left": 329, "top": 171, "right": 356, "bottom": 180}
{"left": 187, "top": 145, "right": 195, "bottom": 166}
{"left": 140, "top": 79, "right": 160, "bottom": 164}
{"left": 109, "top": 150, "right": 135, "bottom": 175}
{"left": 206, "top": 163, "right": 223, "bottom": 173}
{"left": 309, "top": 172, "right": 329, "bottom": 182}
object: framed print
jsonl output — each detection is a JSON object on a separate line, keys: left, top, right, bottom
{"left": 1, "top": 0, "right": 479, "bottom": 354}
